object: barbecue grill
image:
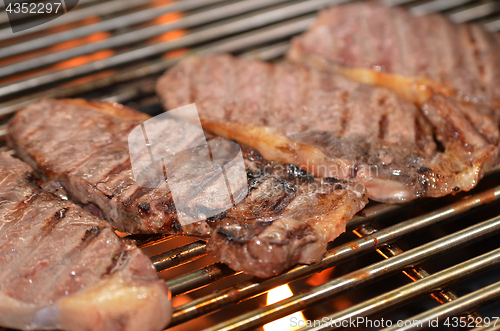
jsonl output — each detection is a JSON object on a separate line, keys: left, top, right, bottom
{"left": 2, "top": 0, "right": 500, "bottom": 330}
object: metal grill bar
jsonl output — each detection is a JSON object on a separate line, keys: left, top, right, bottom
{"left": 0, "top": 0, "right": 347, "bottom": 99}
{"left": 0, "top": 0, "right": 293, "bottom": 76}
{"left": 152, "top": 240, "right": 207, "bottom": 271}
{"left": 2, "top": 0, "right": 500, "bottom": 328}
{"left": 167, "top": 262, "right": 240, "bottom": 296}
{"left": 0, "top": 15, "right": 310, "bottom": 117}
{"left": 383, "top": 278, "right": 500, "bottom": 331}
{"left": 0, "top": 0, "right": 225, "bottom": 60}
{"left": 305, "top": 247, "right": 500, "bottom": 330}
{"left": 354, "top": 224, "right": 484, "bottom": 325}
{"left": 409, "top": 0, "right": 474, "bottom": 16}
{"left": 449, "top": 2, "right": 500, "bottom": 24}
{"left": 204, "top": 215, "right": 500, "bottom": 331}
{"left": 167, "top": 186, "right": 500, "bottom": 327}
{"left": 0, "top": 0, "right": 157, "bottom": 40}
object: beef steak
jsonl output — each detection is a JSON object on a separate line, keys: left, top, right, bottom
{"left": 287, "top": 1, "right": 500, "bottom": 108}
{"left": 0, "top": 152, "right": 171, "bottom": 331}
{"left": 8, "top": 99, "right": 367, "bottom": 277}
{"left": 157, "top": 54, "right": 498, "bottom": 203}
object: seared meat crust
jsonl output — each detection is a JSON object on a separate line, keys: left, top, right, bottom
{"left": 8, "top": 99, "right": 367, "bottom": 277}
{"left": 287, "top": 1, "right": 500, "bottom": 107}
{"left": 0, "top": 153, "right": 171, "bottom": 331}
{"left": 157, "top": 54, "right": 498, "bottom": 203}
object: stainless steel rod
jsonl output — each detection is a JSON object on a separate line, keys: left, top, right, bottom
{"left": 166, "top": 262, "right": 241, "bottom": 296}
{"left": 151, "top": 240, "right": 207, "bottom": 271}
{"left": 0, "top": 0, "right": 226, "bottom": 60}
{"left": 0, "top": 15, "right": 314, "bottom": 117}
{"left": 169, "top": 186, "right": 500, "bottom": 326}
{"left": 382, "top": 278, "right": 500, "bottom": 331}
{"left": 410, "top": 0, "right": 474, "bottom": 16}
{"left": 203, "top": 214, "right": 500, "bottom": 331}
{"left": 0, "top": 0, "right": 290, "bottom": 75}
{"left": 304, "top": 241, "right": 500, "bottom": 330}
{"left": 449, "top": 2, "right": 500, "bottom": 24}
{"left": 0, "top": 0, "right": 160, "bottom": 41}
{"left": 0, "top": 0, "right": 347, "bottom": 99}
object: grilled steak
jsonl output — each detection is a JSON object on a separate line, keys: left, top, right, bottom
{"left": 0, "top": 152, "right": 171, "bottom": 331}
{"left": 7, "top": 99, "right": 367, "bottom": 277}
{"left": 287, "top": 1, "right": 500, "bottom": 107}
{"left": 157, "top": 54, "right": 499, "bottom": 203}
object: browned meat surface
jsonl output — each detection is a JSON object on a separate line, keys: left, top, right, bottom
{"left": 287, "top": 1, "right": 500, "bottom": 107}
{"left": 0, "top": 152, "right": 171, "bottom": 331}
{"left": 157, "top": 54, "right": 499, "bottom": 203}
{"left": 8, "top": 99, "right": 367, "bottom": 277}
{"left": 207, "top": 143, "right": 366, "bottom": 277}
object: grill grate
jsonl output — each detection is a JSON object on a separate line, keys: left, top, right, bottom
{"left": 2, "top": 0, "right": 500, "bottom": 330}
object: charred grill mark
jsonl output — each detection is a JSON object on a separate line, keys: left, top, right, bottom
{"left": 106, "top": 159, "right": 131, "bottom": 176}
{"left": 122, "top": 187, "right": 152, "bottom": 207}
{"left": 164, "top": 202, "right": 176, "bottom": 214}
{"left": 216, "top": 226, "right": 245, "bottom": 244}
{"left": 432, "top": 131, "right": 446, "bottom": 153}
{"left": 104, "top": 249, "right": 128, "bottom": 276}
{"left": 461, "top": 110, "right": 495, "bottom": 145}
{"left": 379, "top": 113, "right": 388, "bottom": 140}
{"left": 287, "top": 164, "right": 315, "bottom": 183}
{"left": 443, "top": 115, "right": 470, "bottom": 150}
{"left": 82, "top": 226, "right": 101, "bottom": 241}
{"left": 287, "top": 223, "right": 313, "bottom": 240}
{"left": 207, "top": 211, "right": 227, "bottom": 223}
{"left": 466, "top": 25, "right": 485, "bottom": 83}
{"left": 324, "top": 177, "right": 341, "bottom": 183}
{"left": 339, "top": 105, "right": 350, "bottom": 137}
{"left": 262, "top": 179, "right": 297, "bottom": 215}
{"left": 55, "top": 208, "right": 69, "bottom": 220}
{"left": 43, "top": 207, "right": 69, "bottom": 232}
{"left": 137, "top": 203, "right": 150, "bottom": 213}
{"left": 172, "top": 219, "right": 181, "bottom": 233}
{"left": 417, "top": 167, "right": 432, "bottom": 173}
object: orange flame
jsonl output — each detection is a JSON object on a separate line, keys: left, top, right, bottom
{"left": 263, "top": 285, "right": 306, "bottom": 331}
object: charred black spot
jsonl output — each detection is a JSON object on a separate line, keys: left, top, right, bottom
{"left": 454, "top": 186, "right": 460, "bottom": 192}
{"left": 249, "top": 178, "right": 262, "bottom": 190}
{"left": 207, "top": 211, "right": 227, "bottom": 222}
{"left": 172, "top": 219, "right": 182, "bottom": 233}
{"left": 417, "top": 167, "right": 432, "bottom": 174}
{"left": 253, "top": 150, "right": 263, "bottom": 160}
{"left": 164, "top": 203, "right": 176, "bottom": 214}
{"left": 288, "top": 223, "right": 312, "bottom": 240}
{"left": 55, "top": 207, "right": 69, "bottom": 220}
{"left": 246, "top": 170, "right": 255, "bottom": 180}
{"left": 82, "top": 227, "right": 101, "bottom": 241}
{"left": 432, "top": 131, "right": 446, "bottom": 153}
{"left": 324, "top": 177, "right": 341, "bottom": 183}
{"left": 123, "top": 187, "right": 151, "bottom": 207}
{"left": 436, "top": 173, "right": 444, "bottom": 179}
{"left": 42, "top": 206, "right": 69, "bottom": 232}
{"left": 105, "top": 194, "right": 113, "bottom": 199}
{"left": 287, "top": 164, "right": 314, "bottom": 183}
{"left": 216, "top": 227, "right": 245, "bottom": 244}
{"left": 335, "top": 183, "right": 344, "bottom": 190}
{"left": 137, "top": 203, "right": 150, "bottom": 213}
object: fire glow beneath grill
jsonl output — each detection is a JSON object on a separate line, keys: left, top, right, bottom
{"left": 263, "top": 285, "right": 305, "bottom": 331}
